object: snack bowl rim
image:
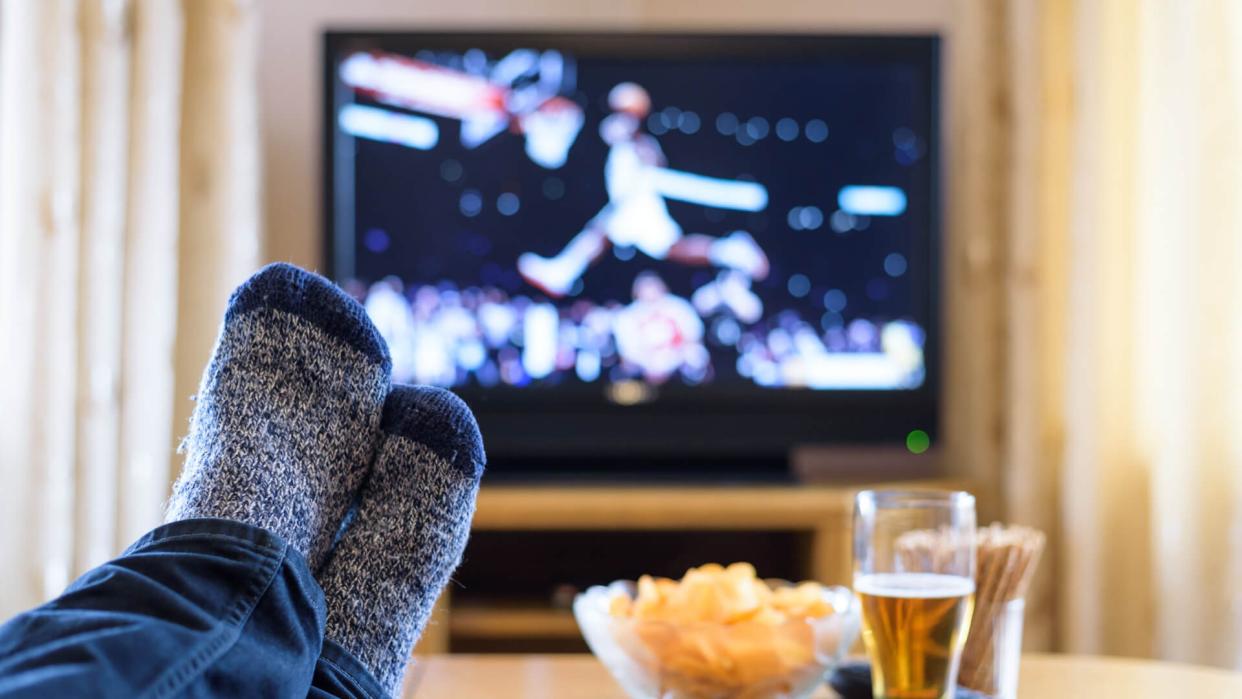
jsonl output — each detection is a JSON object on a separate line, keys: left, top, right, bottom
{"left": 573, "top": 578, "right": 860, "bottom": 632}
{"left": 573, "top": 577, "right": 863, "bottom": 699}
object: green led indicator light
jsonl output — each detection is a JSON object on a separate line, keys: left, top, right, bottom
{"left": 906, "top": 429, "right": 931, "bottom": 454}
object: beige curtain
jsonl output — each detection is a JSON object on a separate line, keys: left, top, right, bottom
{"left": 0, "top": 0, "right": 260, "bottom": 618}
{"left": 992, "top": 0, "right": 1242, "bottom": 668}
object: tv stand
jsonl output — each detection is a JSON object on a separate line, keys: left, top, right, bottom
{"left": 416, "top": 477, "right": 966, "bottom": 654}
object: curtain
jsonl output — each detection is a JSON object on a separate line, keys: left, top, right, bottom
{"left": 0, "top": 0, "right": 260, "bottom": 618}
{"left": 994, "top": 0, "right": 1242, "bottom": 668}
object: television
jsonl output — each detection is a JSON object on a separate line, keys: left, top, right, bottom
{"left": 324, "top": 31, "right": 941, "bottom": 479}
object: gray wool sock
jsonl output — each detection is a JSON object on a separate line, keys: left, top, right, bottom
{"left": 318, "top": 384, "right": 485, "bottom": 696}
{"left": 166, "top": 262, "right": 391, "bottom": 570}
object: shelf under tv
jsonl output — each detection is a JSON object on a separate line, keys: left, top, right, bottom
{"left": 414, "top": 477, "right": 969, "bottom": 654}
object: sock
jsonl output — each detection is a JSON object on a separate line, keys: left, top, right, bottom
{"left": 318, "top": 385, "right": 485, "bottom": 696}
{"left": 166, "top": 262, "right": 391, "bottom": 570}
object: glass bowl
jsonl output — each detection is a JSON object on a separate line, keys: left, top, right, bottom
{"left": 574, "top": 579, "right": 860, "bottom": 699}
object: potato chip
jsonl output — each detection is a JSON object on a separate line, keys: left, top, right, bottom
{"left": 605, "top": 563, "right": 843, "bottom": 698}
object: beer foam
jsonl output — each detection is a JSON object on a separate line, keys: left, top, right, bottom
{"left": 854, "top": 573, "right": 976, "bottom": 598}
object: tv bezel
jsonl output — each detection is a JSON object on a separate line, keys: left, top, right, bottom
{"left": 322, "top": 30, "right": 943, "bottom": 476}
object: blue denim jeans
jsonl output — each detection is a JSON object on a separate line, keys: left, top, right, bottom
{"left": 0, "top": 519, "right": 387, "bottom": 699}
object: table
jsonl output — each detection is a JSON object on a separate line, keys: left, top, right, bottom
{"left": 402, "top": 653, "right": 1242, "bottom": 698}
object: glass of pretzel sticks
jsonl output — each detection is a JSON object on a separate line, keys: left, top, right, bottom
{"left": 895, "top": 523, "right": 1045, "bottom": 699}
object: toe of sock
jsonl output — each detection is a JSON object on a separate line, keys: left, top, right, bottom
{"left": 381, "top": 385, "right": 486, "bottom": 480}
{"left": 226, "top": 262, "right": 390, "bottom": 370}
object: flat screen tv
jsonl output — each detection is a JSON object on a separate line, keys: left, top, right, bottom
{"left": 324, "top": 31, "right": 941, "bottom": 478}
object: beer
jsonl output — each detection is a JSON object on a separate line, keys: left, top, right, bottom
{"left": 856, "top": 573, "right": 975, "bottom": 699}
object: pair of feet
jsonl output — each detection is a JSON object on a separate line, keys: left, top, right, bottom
{"left": 164, "top": 263, "right": 484, "bottom": 696}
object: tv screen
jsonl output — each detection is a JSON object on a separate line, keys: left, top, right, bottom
{"left": 325, "top": 32, "right": 940, "bottom": 473}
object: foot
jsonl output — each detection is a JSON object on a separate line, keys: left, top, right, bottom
{"left": 517, "top": 252, "right": 577, "bottom": 297}
{"left": 718, "top": 272, "right": 764, "bottom": 323}
{"left": 708, "top": 230, "right": 770, "bottom": 280}
{"left": 165, "top": 263, "right": 391, "bottom": 570}
{"left": 691, "top": 277, "right": 723, "bottom": 316}
{"left": 318, "top": 385, "right": 485, "bottom": 696}
{"left": 692, "top": 272, "right": 764, "bottom": 324}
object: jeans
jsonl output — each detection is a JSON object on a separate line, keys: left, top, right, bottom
{"left": 0, "top": 519, "right": 388, "bottom": 699}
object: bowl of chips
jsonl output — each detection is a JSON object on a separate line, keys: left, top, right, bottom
{"left": 574, "top": 562, "right": 860, "bottom": 699}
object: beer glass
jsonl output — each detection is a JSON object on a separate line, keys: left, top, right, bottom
{"left": 853, "top": 491, "right": 976, "bottom": 699}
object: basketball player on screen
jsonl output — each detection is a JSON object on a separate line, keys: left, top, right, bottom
{"left": 517, "top": 82, "right": 771, "bottom": 321}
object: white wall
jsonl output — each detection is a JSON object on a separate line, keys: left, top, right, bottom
{"left": 257, "top": 0, "right": 953, "bottom": 266}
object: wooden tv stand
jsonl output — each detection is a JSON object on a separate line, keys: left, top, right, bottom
{"left": 417, "top": 478, "right": 966, "bottom": 653}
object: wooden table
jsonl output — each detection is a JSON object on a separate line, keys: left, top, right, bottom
{"left": 402, "top": 653, "right": 1242, "bottom": 698}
